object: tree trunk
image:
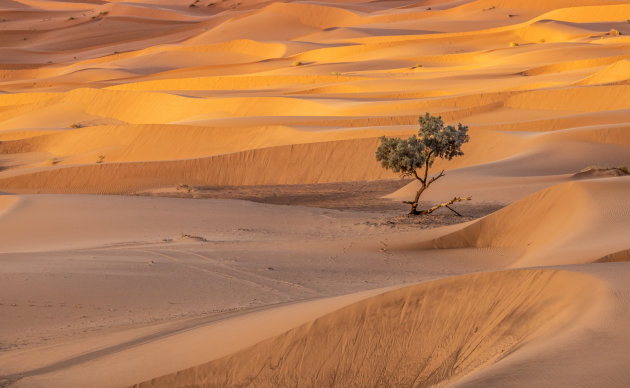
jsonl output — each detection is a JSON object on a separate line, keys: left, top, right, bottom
{"left": 407, "top": 185, "right": 426, "bottom": 215}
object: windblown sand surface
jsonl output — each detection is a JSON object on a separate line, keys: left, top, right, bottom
{"left": 1, "top": 0, "right": 629, "bottom": 387}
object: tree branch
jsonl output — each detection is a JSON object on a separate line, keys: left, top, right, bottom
{"left": 422, "top": 150, "right": 434, "bottom": 183}
{"left": 426, "top": 169, "right": 445, "bottom": 187}
{"left": 412, "top": 169, "right": 424, "bottom": 184}
{"left": 419, "top": 196, "right": 471, "bottom": 216}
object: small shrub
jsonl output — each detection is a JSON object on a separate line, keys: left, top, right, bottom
{"left": 47, "top": 157, "right": 59, "bottom": 166}
{"left": 609, "top": 28, "right": 621, "bottom": 36}
{"left": 539, "top": 39, "right": 546, "bottom": 43}
{"left": 70, "top": 123, "right": 82, "bottom": 128}
{"left": 330, "top": 71, "right": 341, "bottom": 76}
{"left": 91, "top": 11, "right": 108, "bottom": 19}
{"left": 96, "top": 154, "right": 105, "bottom": 164}
{"left": 580, "top": 165, "right": 629, "bottom": 175}
{"left": 509, "top": 41, "right": 519, "bottom": 47}
{"left": 293, "top": 61, "right": 303, "bottom": 66}
{"left": 176, "top": 184, "right": 196, "bottom": 193}
{"left": 181, "top": 233, "right": 208, "bottom": 242}
{"left": 410, "top": 63, "right": 423, "bottom": 69}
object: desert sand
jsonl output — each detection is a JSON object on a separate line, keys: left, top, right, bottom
{"left": 0, "top": 0, "right": 629, "bottom": 387}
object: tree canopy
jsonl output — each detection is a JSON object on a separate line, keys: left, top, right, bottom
{"left": 376, "top": 113, "right": 469, "bottom": 177}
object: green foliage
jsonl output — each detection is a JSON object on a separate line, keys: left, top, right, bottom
{"left": 96, "top": 154, "right": 105, "bottom": 164}
{"left": 376, "top": 113, "right": 469, "bottom": 178}
{"left": 375, "top": 135, "right": 425, "bottom": 176}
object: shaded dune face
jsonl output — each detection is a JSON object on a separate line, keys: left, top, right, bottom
{"left": 596, "top": 249, "right": 630, "bottom": 263}
{"left": 133, "top": 269, "right": 603, "bottom": 388}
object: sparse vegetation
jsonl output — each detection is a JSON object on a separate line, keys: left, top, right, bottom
{"left": 91, "top": 12, "right": 108, "bottom": 20}
{"left": 578, "top": 165, "right": 629, "bottom": 177}
{"left": 70, "top": 123, "right": 82, "bottom": 128}
{"left": 510, "top": 41, "right": 519, "bottom": 47}
{"left": 96, "top": 154, "right": 105, "bottom": 164}
{"left": 47, "top": 157, "right": 59, "bottom": 166}
{"left": 293, "top": 61, "right": 303, "bottom": 66}
{"left": 176, "top": 184, "right": 196, "bottom": 193}
{"left": 180, "top": 233, "right": 208, "bottom": 242}
{"left": 410, "top": 63, "right": 423, "bottom": 69}
{"left": 376, "top": 113, "right": 471, "bottom": 215}
{"left": 609, "top": 28, "right": 621, "bottom": 36}
{"left": 330, "top": 71, "right": 341, "bottom": 76}
{"left": 539, "top": 39, "right": 546, "bottom": 43}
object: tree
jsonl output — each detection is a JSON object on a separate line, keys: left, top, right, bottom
{"left": 376, "top": 113, "right": 470, "bottom": 215}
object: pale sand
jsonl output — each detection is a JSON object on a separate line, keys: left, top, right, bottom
{"left": 1, "top": 0, "right": 630, "bottom": 387}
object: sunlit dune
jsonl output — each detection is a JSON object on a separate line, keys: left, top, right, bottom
{"left": 134, "top": 270, "right": 605, "bottom": 388}
{"left": 1, "top": 0, "right": 629, "bottom": 387}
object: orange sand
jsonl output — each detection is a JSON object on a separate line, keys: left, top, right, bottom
{"left": 1, "top": 0, "right": 630, "bottom": 387}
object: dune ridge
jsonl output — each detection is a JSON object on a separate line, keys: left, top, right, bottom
{"left": 1, "top": 0, "right": 630, "bottom": 387}
{"left": 431, "top": 178, "right": 630, "bottom": 266}
{"left": 134, "top": 269, "right": 605, "bottom": 388}
{"left": 0, "top": 138, "right": 398, "bottom": 193}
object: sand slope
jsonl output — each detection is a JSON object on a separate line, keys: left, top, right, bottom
{"left": 1, "top": 0, "right": 630, "bottom": 387}
{"left": 431, "top": 177, "right": 630, "bottom": 267}
{"left": 134, "top": 269, "right": 604, "bottom": 388}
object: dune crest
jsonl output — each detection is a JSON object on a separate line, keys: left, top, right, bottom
{"left": 431, "top": 178, "right": 630, "bottom": 266}
{"left": 1, "top": 0, "right": 630, "bottom": 386}
{"left": 133, "top": 269, "right": 604, "bottom": 388}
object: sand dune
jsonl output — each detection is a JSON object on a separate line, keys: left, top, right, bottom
{"left": 431, "top": 178, "right": 630, "bottom": 266}
{"left": 579, "top": 59, "right": 630, "bottom": 85}
{"left": 1, "top": 0, "right": 630, "bottom": 386}
{"left": 0, "top": 137, "right": 400, "bottom": 192}
{"left": 134, "top": 269, "right": 604, "bottom": 388}
{"left": 0, "top": 124, "right": 412, "bottom": 164}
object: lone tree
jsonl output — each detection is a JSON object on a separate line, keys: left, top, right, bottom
{"left": 376, "top": 113, "right": 470, "bottom": 215}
